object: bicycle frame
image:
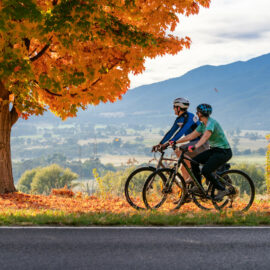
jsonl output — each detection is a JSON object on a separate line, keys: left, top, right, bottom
{"left": 179, "top": 150, "right": 233, "bottom": 197}
{"left": 146, "top": 149, "right": 181, "bottom": 193}
{"left": 151, "top": 150, "right": 177, "bottom": 170}
{"left": 161, "top": 151, "right": 186, "bottom": 193}
{"left": 174, "top": 148, "right": 211, "bottom": 197}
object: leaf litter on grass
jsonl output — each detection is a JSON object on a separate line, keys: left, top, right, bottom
{"left": 0, "top": 191, "right": 269, "bottom": 225}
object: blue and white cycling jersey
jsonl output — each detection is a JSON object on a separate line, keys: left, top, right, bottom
{"left": 160, "top": 112, "right": 200, "bottom": 144}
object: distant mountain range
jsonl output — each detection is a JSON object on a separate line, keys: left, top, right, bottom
{"left": 24, "top": 52, "right": 270, "bottom": 130}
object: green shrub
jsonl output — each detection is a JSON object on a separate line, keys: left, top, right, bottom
{"left": 17, "top": 168, "right": 39, "bottom": 193}
{"left": 17, "top": 164, "right": 78, "bottom": 195}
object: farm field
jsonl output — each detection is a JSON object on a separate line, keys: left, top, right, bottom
{"left": 231, "top": 155, "right": 266, "bottom": 166}
{"left": 98, "top": 154, "right": 266, "bottom": 167}
{"left": 99, "top": 155, "right": 155, "bottom": 166}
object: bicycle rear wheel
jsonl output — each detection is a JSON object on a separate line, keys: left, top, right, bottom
{"left": 125, "top": 166, "right": 156, "bottom": 210}
{"left": 211, "top": 169, "right": 255, "bottom": 212}
{"left": 142, "top": 168, "right": 186, "bottom": 211}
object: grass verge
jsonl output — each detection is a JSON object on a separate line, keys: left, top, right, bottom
{"left": 0, "top": 210, "right": 270, "bottom": 226}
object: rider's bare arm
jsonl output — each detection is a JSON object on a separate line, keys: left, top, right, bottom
{"left": 195, "top": 130, "right": 212, "bottom": 148}
{"left": 175, "top": 130, "right": 201, "bottom": 144}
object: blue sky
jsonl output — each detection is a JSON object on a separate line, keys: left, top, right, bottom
{"left": 129, "top": 0, "right": 270, "bottom": 88}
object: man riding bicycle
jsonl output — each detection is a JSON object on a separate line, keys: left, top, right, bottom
{"left": 152, "top": 98, "right": 209, "bottom": 180}
{"left": 174, "top": 103, "right": 233, "bottom": 201}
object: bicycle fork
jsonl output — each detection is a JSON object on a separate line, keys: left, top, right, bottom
{"left": 162, "top": 162, "right": 181, "bottom": 194}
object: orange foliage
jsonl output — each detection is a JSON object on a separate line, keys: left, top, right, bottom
{"left": 50, "top": 185, "right": 75, "bottom": 198}
{"left": 0, "top": 0, "right": 211, "bottom": 119}
{"left": 0, "top": 193, "right": 269, "bottom": 214}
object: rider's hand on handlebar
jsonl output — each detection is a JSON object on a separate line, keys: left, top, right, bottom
{"left": 152, "top": 144, "right": 161, "bottom": 152}
{"left": 160, "top": 143, "right": 169, "bottom": 151}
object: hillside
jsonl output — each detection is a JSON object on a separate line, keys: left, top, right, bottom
{"left": 23, "top": 53, "right": 270, "bottom": 130}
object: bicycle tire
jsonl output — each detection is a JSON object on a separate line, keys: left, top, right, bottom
{"left": 142, "top": 168, "right": 186, "bottom": 211}
{"left": 124, "top": 166, "right": 156, "bottom": 210}
{"left": 211, "top": 169, "right": 255, "bottom": 212}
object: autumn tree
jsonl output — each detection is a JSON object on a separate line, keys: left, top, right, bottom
{"left": 0, "top": 0, "right": 210, "bottom": 193}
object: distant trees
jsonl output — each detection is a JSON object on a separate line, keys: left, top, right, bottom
{"left": 232, "top": 137, "right": 240, "bottom": 155}
{"left": 245, "top": 132, "right": 264, "bottom": 141}
{"left": 17, "top": 164, "right": 78, "bottom": 195}
{"left": 12, "top": 154, "right": 117, "bottom": 184}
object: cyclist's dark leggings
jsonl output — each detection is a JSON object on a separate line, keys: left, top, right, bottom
{"left": 191, "top": 147, "right": 232, "bottom": 191}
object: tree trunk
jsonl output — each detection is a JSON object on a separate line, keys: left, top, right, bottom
{"left": 0, "top": 81, "right": 18, "bottom": 193}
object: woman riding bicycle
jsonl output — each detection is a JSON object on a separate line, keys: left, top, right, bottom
{"left": 152, "top": 98, "right": 209, "bottom": 181}
{"left": 174, "top": 104, "right": 233, "bottom": 201}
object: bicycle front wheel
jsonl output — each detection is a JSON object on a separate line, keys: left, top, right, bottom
{"left": 125, "top": 166, "right": 156, "bottom": 210}
{"left": 211, "top": 169, "right": 255, "bottom": 212}
{"left": 142, "top": 168, "right": 186, "bottom": 211}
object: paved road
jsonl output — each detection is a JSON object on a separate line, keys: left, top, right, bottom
{"left": 0, "top": 227, "right": 270, "bottom": 270}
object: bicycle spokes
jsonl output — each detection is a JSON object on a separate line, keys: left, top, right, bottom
{"left": 125, "top": 168, "right": 155, "bottom": 210}
{"left": 212, "top": 170, "right": 255, "bottom": 212}
{"left": 143, "top": 169, "right": 185, "bottom": 211}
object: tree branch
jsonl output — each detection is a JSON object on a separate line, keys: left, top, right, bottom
{"left": 29, "top": 37, "right": 53, "bottom": 62}
{"left": 10, "top": 105, "right": 19, "bottom": 126}
{"left": 23, "top": 38, "right": 30, "bottom": 52}
{"left": 81, "top": 77, "right": 101, "bottom": 93}
{"left": 36, "top": 52, "right": 127, "bottom": 98}
{"left": 44, "top": 88, "right": 62, "bottom": 97}
{"left": 81, "top": 53, "right": 127, "bottom": 93}
{"left": 29, "top": 44, "right": 50, "bottom": 62}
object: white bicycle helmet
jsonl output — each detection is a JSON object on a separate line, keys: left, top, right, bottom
{"left": 173, "top": 97, "right": 190, "bottom": 109}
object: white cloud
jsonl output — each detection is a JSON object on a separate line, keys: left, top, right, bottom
{"left": 99, "top": 112, "right": 125, "bottom": 118}
{"left": 129, "top": 0, "right": 270, "bottom": 88}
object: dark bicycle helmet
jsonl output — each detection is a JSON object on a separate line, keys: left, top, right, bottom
{"left": 197, "top": 103, "right": 212, "bottom": 116}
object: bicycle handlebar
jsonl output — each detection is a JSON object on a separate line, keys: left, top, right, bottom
{"left": 151, "top": 144, "right": 200, "bottom": 165}
{"left": 152, "top": 144, "right": 189, "bottom": 153}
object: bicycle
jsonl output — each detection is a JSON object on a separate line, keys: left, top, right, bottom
{"left": 124, "top": 148, "right": 177, "bottom": 210}
{"left": 143, "top": 146, "right": 255, "bottom": 212}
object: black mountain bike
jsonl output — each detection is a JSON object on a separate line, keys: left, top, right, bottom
{"left": 124, "top": 149, "right": 177, "bottom": 210}
{"left": 143, "top": 146, "right": 255, "bottom": 212}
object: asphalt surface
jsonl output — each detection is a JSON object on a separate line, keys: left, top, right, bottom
{"left": 0, "top": 227, "right": 270, "bottom": 270}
